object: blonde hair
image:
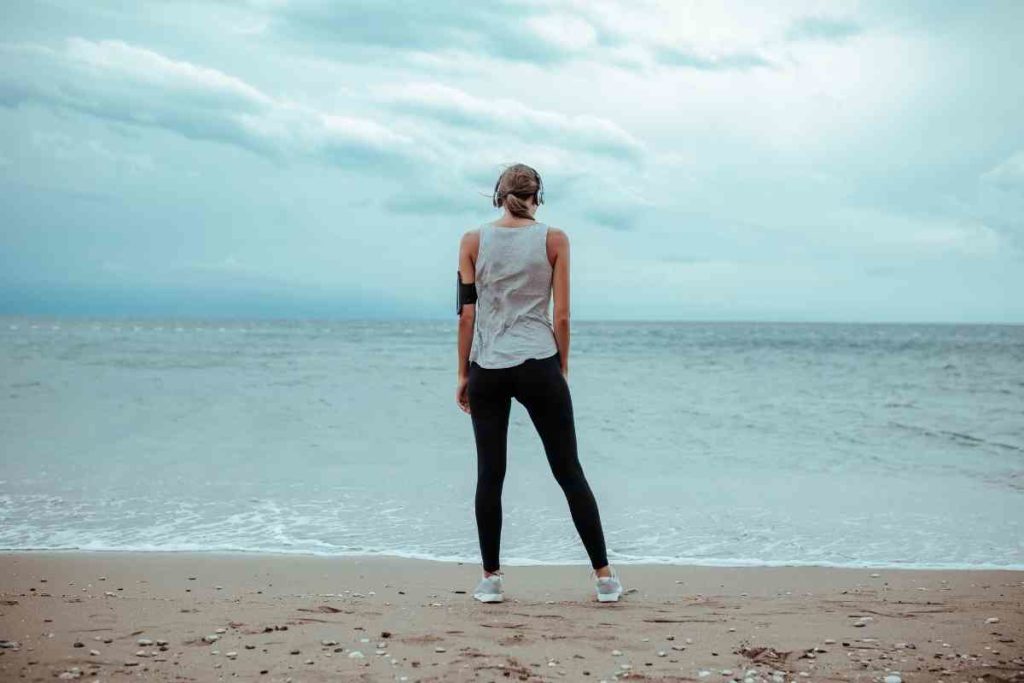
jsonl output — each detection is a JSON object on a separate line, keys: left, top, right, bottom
{"left": 491, "top": 163, "right": 545, "bottom": 219}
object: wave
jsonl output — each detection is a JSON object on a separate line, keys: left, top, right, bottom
{"left": 2, "top": 543, "right": 1022, "bottom": 572}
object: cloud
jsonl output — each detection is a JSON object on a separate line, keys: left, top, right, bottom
{"left": 563, "top": 169, "right": 658, "bottom": 232}
{"left": 785, "top": 17, "right": 864, "bottom": 42}
{"left": 30, "top": 130, "right": 156, "bottom": 174}
{"left": 266, "top": 1, "right": 613, "bottom": 65}
{"left": 582, "top": 204, "right": 637, "bottom": 231}
{"left": 979, "top": 149, "right": 1024, "bottom": 246}
{"left": 649, "top": 45, "right": 773, "bottom": 71}
{"left": 372, "top": 82, "right": 646, "bottom": 163}
{"left": 525, "top": 13, "right": 600, "bottom": 52}
{"left": 981, "top": 149, "right": 1024, "bottom": 196}
{"left": 381, "top": 191, "right": 478, "bottom": 216}
{"left": 0, "top": 38, "right": 424, "bottom": 171}
{"left": 0, "top": 35, "right": 655, "bottom": 227}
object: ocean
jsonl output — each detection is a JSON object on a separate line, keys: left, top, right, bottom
{"left": 1, "top": 316, "right": 1021, "bottom": 570}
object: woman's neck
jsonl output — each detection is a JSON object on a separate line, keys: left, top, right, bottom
{"left": 492, "top": 215, "right": 537, "bottom": 227}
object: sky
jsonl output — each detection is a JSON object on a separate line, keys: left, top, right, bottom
{"left": 1, "top": 0, "right": 1022, "bottom": 323}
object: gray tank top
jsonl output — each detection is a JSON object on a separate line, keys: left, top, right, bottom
{"left": 469, "top": 221, "right": 559, "bottom": 369}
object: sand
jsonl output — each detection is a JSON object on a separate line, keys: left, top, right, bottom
{"left": 1, "top": 551, "right": 1022, "bottom": 682}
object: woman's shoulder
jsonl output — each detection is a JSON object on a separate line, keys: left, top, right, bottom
{"left": 459, "top": 228, "right": 481, "bottom": 262}
{"left": 545, "top": 226, "right": 569, "bottom": 245}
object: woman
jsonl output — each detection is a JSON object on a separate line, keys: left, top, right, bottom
{"left": 455, "top": 162, "right": 623, "bottom": 604}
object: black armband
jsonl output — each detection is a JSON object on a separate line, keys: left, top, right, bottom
{"left": 457, "top": 271, "right": 477, "bottom": 315}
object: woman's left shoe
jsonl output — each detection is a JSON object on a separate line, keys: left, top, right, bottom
{"left": 472, "top": 572, "right": 504, "bottom": 603}
{"left": 592, "top": 566, "right": 623, "bottom": 602}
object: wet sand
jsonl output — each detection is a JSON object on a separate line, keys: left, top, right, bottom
{"left": 1, "top": 551, "right": 1022, "bottom": 681}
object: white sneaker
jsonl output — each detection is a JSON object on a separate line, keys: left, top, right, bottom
{"left": 472, "top": 571, "right": 504, "bottom": 603}
{"left": 593, "top": 567, "right": 623, "bottom": 602}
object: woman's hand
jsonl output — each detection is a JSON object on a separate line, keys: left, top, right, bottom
{"left": 456, "top": 375, "right": 471, "bottom": 414}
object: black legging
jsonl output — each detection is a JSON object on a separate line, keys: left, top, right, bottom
{"left": 467, "top": 350, "right": 609, "bottom": 573}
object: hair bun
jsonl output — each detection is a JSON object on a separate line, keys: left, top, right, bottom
{"left": 492, "top": 163, "right": 544, "bottom": 218}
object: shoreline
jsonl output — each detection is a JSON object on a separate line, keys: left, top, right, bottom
{"left": 2, "top": 551, "right": 1022, "bottom": 681}
{"left": 3, "top": 548, "right": 1020, "bottom": 573}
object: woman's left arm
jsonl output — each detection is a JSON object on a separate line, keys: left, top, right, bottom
{"left": 456, "top": 230, "right": 477, "bottom": 390}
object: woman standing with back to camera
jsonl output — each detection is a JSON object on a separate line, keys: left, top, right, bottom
{"left": 455, "top": 163, "right": 623, "bottom": 604}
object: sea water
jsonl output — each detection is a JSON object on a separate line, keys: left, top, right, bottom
{"left": 1, "top": 316, "right": 1021, "bottom": 569}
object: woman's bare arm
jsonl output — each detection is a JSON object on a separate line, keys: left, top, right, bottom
{"left": 457, "top": 230, "right": 478, "bottom": 379}
{"left": 549, "top": 228, "right": 570, "bottom": 377}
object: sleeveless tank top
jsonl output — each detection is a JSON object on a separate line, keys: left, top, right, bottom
{"left": 469, "top": 221, "right": 559, "bottom": 369}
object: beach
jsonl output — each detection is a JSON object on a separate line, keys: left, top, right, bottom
{"left": 1, "top": 552, "right": 1021, "bottom": 682}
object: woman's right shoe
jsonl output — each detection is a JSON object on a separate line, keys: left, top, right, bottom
{"left": 472, "top": 571, "right": 504, "bottom": 603}
{"left": 593, "top": 567, "right": 623, "bottom": 602}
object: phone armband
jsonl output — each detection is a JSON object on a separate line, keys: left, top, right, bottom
{"left": 457, "top": 271, "right": 477, "bottom": 315}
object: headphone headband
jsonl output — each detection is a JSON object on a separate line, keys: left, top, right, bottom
{"left": 492, "top": 166, "right": 544, "bottom": 208}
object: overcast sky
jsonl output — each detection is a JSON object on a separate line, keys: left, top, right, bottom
{"left": 1, "top": 0, "right": 1022, "bottom": 322}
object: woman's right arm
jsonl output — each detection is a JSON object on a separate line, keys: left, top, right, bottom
{"left": 550, "top": 228, "right": 570, "bottom": 378}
